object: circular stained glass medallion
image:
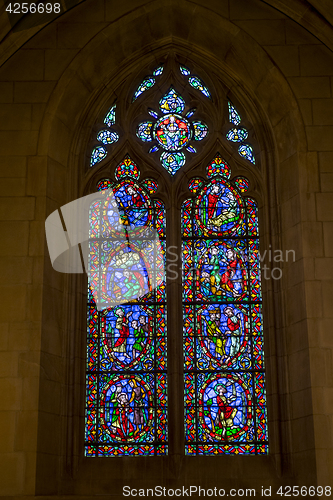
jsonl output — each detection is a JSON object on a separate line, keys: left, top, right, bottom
{"left": 154, "top": 114, "right": 191, "bottom": 151}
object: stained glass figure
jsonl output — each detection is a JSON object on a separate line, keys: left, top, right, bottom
{"left": 188, "top": 76, "right": 211, "bottom": 99}
{"left": 136, "top": 122, "right": 153, "bottom": 142}
{"left": 206, "top": 153, "right": 231, "bottom": 179}
{"left": 136, "top": 84, "right": 208, "bottom": 175}
{"left": 233, "top": 177, "right": 249, "bottom": 193}
{"left": 160, "top": 151, "right": 186, "bottom": 175}
{"left": 97, "top": 178, "right": 113, "bottom": 191}
{"left": 193, "top": 121, "right": 208, "bottom": 141}
{"left": 238, "top": 144, "right": 256, "bottom": 164}
{"left": 159, "top": 87, "right": 186, "bottom": 115}
{"left": 180, "top": 65, "right": 190, "bottom": 76}
{"left": 104, "top": 104, "right": 116, "bottom": 127}
{"left": 142, "top": 178, "right": 158, "bottom": 194}
{"left": 97, "top": 130, "right": 119, "bottom": 145}
{"left": 228, "top": 101, "right": 241, "bottom": 126}
{"left": 90, "top": 146, "right": 107, "bottom": 167}
{"left": 154, "top": 114, "right": 191, "bottom": 150}
{"left": 226, "top": 127, "right": 248, "bottom": 143}
{"left": 188, "top": 177, "right": 204, "bottom": 194}
{"left": 182, "top": 155, "right": 267, "bottom": 455}
{"left": 115, "top": 155, "right": 140, "bottom": 180}
{"left": 86, "top": 156, "right": 167, "bottom": 457}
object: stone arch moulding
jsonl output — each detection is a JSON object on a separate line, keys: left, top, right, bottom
{"left": 37, "top": 13, "right": 311, "bottom": 496}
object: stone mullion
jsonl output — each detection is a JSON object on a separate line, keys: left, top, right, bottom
{"left": 166, "top": 191, "right": 184, "bottom": 458}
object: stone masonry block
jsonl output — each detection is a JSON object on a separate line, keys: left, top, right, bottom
{"left": 0, "top": 452, "right": 25, "bottom": 495}
{"left": 57, "top": 22, "right": 107, "bottom": 49}
{"left": 0, "top": 82, "right": 13, "bottom": 103}
{"left": 285, "top": 19, "right": 321, "bottom": 45}
{"left": 306, "top": 126, "right": 333, "bottom": 151}
{"left": 0, "top": 222, "right": 29, "bottom": 256}
{"left": 0, "top": 378, "right": 22, "bottom": 411}
{"left": 316, "top": 193, "right": 333, "bottom": 221}
{"left": 0, "top": 156, "right": 26, "bottom": 177}
{"left": 315, "top": 258, "right": 333, "bottom": 280}
{"left": 300, "top": 45, "right": 333, "bottom": 76}
{"left": 26, "top": 156, "right": 47, "bottom": 197}
{"left": 0, "top": 285, "right": 27, "bottom": 322}
{"left": 265, "top": 45, "right": 300, "bottom": 77}
{"left": 320, "top": 173, "right": 333, "bottom": 192}
{"left": 230, "top": 0, "right": 286, "bottom": 19}
{"left": 298, "top": 99, "right": 312, "bottom": 126}
{"left": 313, "top": 99, "right": 333, "bottom": 126}
{"left": 0, "top": 197, "right": 35, "bottom": 220}
{"left": 0, "top": 178, "right": 25, "bottom": 197}
{"left": 0, "top": 50, "right": 44, "bottom": 81}
{"left": 44, "top": 49, "right": 79, "bottom": 80}
{"left": 288, "top": 77, "right": 331, "bottom": 98}
{"left": 0, "top": 104, "right": 31, "bottom": 130}
{"left": 0, "top": 257, "right": 33, "bottom": 284}
{"left": 234, "top": 20, "right": 285, "bottom": 45}
{"left": 14, "top": 82, "right": 56, "bottom": 104}
{"left": 319, "top": 152, "right": 333, "bottom": 172}
{"left": 323, "top": 222, "right": 333, "bottom": 256}
{"left": 0, "top": 131, "right": 38, "bottom": 156}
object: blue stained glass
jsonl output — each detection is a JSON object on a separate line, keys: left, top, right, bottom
{"left": 136, "top": 121, "right": 153, "bottom": 142}
{"left": 104, "top": 104, "right": 116, "bottom": 127}
{"left": 193, "top": 121, "right": 208, "bottom": 141}
{"left": 186, "top": 108, "right": 196, "bottom": 118}
{"left": 160, "top": 151, "right": 186, "bottom": 176}
{"left": 188, "top": 76, "right": 211, "bottom": 99}
{"left": 97, "top": 130, "right": 119, "bottom": 144}
{"left": 180, "top": 65, "right": 191, "bottom": 76}
{"left": 148, "top": 109, "right": 159, "bottom": 119}
{"left": 153, "top": 66, "right": 163, "bottom": 76}
{"left": 159, "top": 87, "right": 186, "bottom": 115}
{"left": 86, "top": 165, "right": 168, "bottom": 457}
{"left": 90, "top": 146, "right": 107, "bottom": 166}
{"left": 153, "top": 114, "right": 191, "bottom": 151}
{"left": 133, "top": 77, "right": 155, "bottom": 102}
{"left": 226, "top": 128, "right": 248, "bottom": 143}
{"left": 149, "top": 145, "right": 159, "bottom": 153}
{"left": 183, "top": 156, "right": 267, "bottom": 455}
{"left": 228, "top": 102, "right": 241, "bottom": 125}
{"left": 186, "top": 145, "right": 196, "bottom": 153}
{"left": 238, "top": 144, "right": 256, "bottom": 164}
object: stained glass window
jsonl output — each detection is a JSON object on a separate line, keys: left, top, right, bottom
{"left": 132, "top": 66, "right": 164, "bottom": 102}
{"left": 90, "top": 146, "right": 107, "bottom": 166}
{"left": 104, "top": 104, "right": 116, "bottom": 127}
{"left": 228, "top": 101, "right": 241, "bottom": 126}
{"left": 136, "top": 87, "right": 208, "bottom": 175}
{"left": 180, "top": 65, "right": 211, "bottom": 99}
{"left": 97, "top": 130, "right": 119, "bottom": 145}
{"left": 85, "top": 156, "right": 167, "bottom": 457}
{"left": 226, "top": 102, "right": 256, "bottom": 165}
{"left": 238, "top": 144, "right": 256, "bottom": 165}
{"left": 182, "top": 154, "right": 267, "bottom": 455}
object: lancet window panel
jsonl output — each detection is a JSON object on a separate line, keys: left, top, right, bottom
{"left": 182, "top": 154, "right": 268, "bottom": 455}
{"left": 85, "top": 157, "right": 167, "bottom": 457}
